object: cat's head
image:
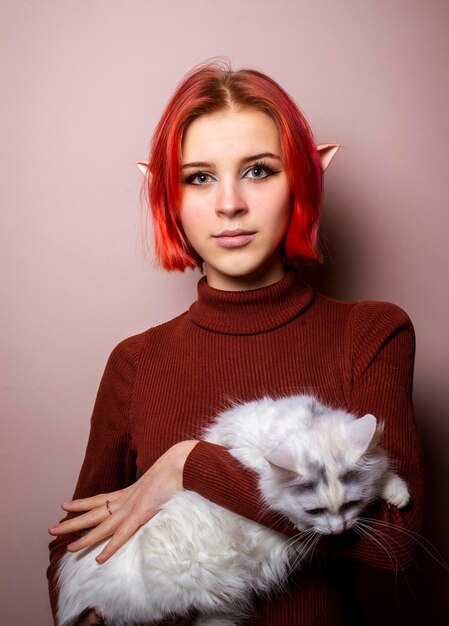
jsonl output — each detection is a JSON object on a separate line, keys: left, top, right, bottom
{"left": 262, "top": 411, "right": 388, "bottom": 535}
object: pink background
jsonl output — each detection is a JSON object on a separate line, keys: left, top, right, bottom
{"left": 1, "top": 1, "right": 448, "bottom": 624}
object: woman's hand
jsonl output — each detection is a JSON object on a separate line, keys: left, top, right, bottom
{"left": 48, "top": 440, "right": 198, "bottom": 563}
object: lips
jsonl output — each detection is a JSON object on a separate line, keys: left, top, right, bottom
{"left": 213, "top": 229, "right": 256, "bottom": 248}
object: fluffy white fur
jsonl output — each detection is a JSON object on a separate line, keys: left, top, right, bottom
{"left": 57, "top": 394, "right": 409, "bottom": 626}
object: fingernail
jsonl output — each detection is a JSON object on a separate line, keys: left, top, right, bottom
{"left": 96, "top": 552, "right": 105, "bottom": 563}
{"left": 49, "top": 525, "right": 60, "bottom": 532}
{"left": 67, "top": 543, "right": 77, "bottom": 551}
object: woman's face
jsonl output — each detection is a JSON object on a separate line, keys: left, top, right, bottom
{"left": 179, "top": 107, "right": 292, "bottom": 291}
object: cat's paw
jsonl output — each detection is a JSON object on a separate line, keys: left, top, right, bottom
{"left": 382, "top": 472, "right": 410, "bottom": 509}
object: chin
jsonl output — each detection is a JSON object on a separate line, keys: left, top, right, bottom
{"left": 205, "top": 250, "right": 285, "bottom": 290}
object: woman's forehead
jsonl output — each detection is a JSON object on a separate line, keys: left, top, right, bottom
{"left": 181, "top": 108, "right": 281, "bottom": 163}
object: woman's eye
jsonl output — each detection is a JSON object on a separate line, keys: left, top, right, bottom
{"left": 245, "top": 166, "right": 268, "bottom": 179}
{"left": 185, "top": 172, "right": 215, "bottom": 185}
{"left": 244, "top": 163, "right": 276, "bottom": 180}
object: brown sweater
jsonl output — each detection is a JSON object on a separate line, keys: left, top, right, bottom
{"left": 48, "top": 270, "right": 423, "bottom": 625}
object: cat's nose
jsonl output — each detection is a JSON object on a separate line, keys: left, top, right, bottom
{"left": 328, "top": 519, "right": 345, "bottom": 535}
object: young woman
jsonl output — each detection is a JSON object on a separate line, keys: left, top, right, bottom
{"left": 48, "top": 60, "right": 423, "bottom": 625}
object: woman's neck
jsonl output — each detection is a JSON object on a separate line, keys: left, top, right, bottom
{"left": 188, "top": 269, "right": 314, "bottom": 335}
{"left": 204, "top": 258, "right": 286, "bottom": 292}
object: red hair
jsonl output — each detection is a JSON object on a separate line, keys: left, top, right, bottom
{"left": 145, "top": 59, "right": 323, "bottom": 271}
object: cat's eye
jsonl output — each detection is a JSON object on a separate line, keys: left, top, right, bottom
{"left": 340, "top": 469, "right": 360, "bottom": 483}
{"left": 341, "top": 500, "right": 361, "bottom": 512}
{"left": 296, "top": 481, "right": 315, "bottom": 491}
{"left": 306, "top": 507, "right": 327, "bottom": 516}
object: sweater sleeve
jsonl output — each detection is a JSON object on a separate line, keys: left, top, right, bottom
{"left": 321, "top": 301, "right": 424, "bottom": 572}
{"left": 184, "top": 302, "right": 424, "bottom": 573}
{"left": 47, "top": 334, "right": 143, "bottom": 621}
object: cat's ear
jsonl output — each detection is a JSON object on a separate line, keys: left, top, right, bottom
{"left": 347, "top": 414, "right": 378, "bottom": 458}
{"left": 265, "top": 444, "right": 298, "bottom": 474}
{"left": 136, "top": 160, "right": 151, "bottom": 178}
{"left": 317, "top": 144, "right": 340, "bottom": 172}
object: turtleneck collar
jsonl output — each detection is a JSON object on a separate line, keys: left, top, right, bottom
{"left": 188, "top": 269, "right": 314, "bottom": 335}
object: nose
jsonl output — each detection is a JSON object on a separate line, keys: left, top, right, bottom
{"left": 328, "top": 517, "right": 345, "bottom": 535}
{"left": 215, "top": 179, "right": 248, "bottom": 218}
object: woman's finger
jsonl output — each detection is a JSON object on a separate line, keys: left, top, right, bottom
{"left": 49, "top": 505, "right": 110, "bottom": 536}
{"left": 53, "top": 442, "right": 195, "bottom": 557}
{"left": 66, "top": 512, "right": 123, "bottom": 552}
{"left": 61, "top": 489, "right": 127, "bottom": 512}
{"left": 95, "top": 517, "right": 145, "bottom": 563}
{"left": 49, "top": 488, "right": 133, "bottom": 535}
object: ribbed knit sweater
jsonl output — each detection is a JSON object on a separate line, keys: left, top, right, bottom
{"left": 48, "top": 270, "right": 423, "bottom": 625}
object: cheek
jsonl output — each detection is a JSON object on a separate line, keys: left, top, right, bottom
{"left": 342, "top": 510, "right": 359, "bottom": 529}
{"left": 179, "top": 203, "right": 202, "bottom": 241}
{"left": 266, "top": 189, "right": 293, "bottom": 237}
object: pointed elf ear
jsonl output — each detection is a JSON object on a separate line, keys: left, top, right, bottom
{"left": 135, "top": 160, "right": 150, "bottom": 176}
{"left": 317, "top": 144, "right": 340, "bottom": 172}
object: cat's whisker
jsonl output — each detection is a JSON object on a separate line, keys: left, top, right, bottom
{"left": 354, "top": 521, "right": 433, "bottom": 597}
{"left": 274, "top": 528, "right": 316, "bottom": 572}
{"left": 299, "top": 533, "right": 320, "bottom": 564}
{"left": 353, "top": 521, "right": 400, "bottom": 571}
{"left": 356, "top": 517, "right": 449, "bottom": 571}
{"left": 281, "top": 531, "right": 312, "bottom": 561}
{"left": 257, "top": 507, "right": 292, "bottom": 534}
{"left": 355, "top": 520, "right": 409, "bottom": 587}
{"left": 285, "top": 532, "right": 320, "bottom": 577}
{"left": 357, "top": 524, "right": 403, "bottom": 573}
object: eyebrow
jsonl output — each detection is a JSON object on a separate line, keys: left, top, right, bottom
{"left": 181, "top": 152, "right": 282, "bottom": 169}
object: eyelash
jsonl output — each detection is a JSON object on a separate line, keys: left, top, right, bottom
{"left": 183, "top": 160, "right": 279, "bottom": 185}
{"left": 247, "top": 160, "right": 278, "bottom": 179}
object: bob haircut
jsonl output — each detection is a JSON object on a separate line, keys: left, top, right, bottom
{"left": 145, "top": 59, "right": 323, "bottom": 271}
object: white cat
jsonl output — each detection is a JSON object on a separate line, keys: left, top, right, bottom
{"left": 57, "top": 394, "right": 410, "bottom": 626}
